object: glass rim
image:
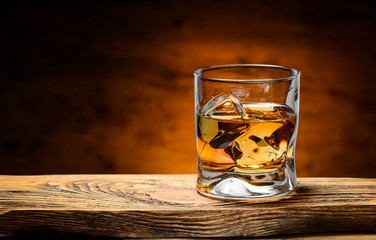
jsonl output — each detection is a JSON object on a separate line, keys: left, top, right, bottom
{"left": 194, "top": 64, "right": 300, "bottom": 83}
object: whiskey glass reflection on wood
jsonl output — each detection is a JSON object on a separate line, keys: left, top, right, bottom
{"left": 194, "top": 64, "right": 300, "bottom": 201}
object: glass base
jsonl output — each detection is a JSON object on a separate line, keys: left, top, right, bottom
{"left": 197, "top": 167, "right": 296, "bottom": 201}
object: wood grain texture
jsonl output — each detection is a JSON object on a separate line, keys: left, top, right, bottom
{"left": 0, "top": 175, "right": 375, "bottom": 238}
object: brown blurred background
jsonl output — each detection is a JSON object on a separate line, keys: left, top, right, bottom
{"left": 0, "top": 0, "right": 375, "bottom": 177}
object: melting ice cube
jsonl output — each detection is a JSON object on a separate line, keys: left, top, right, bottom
{"left": 201, "top": 92, "right": 245, "bottom": 117}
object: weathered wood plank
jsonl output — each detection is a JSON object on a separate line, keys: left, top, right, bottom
{"left": 0, "top": 175, "right": 375, "bottom": 238}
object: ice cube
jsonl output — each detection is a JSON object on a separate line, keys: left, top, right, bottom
{"left": 228, "top": 93, "right": 245, "bottom": 117}
{"left": 201, "top": 92, "right": 245, "bottom": 117}
{"left": 209, "top": 124, "right": 249, "bottom": 149}
{"left": 264, "top": 121, "right": 295, "bottom": 151}
{"left": 224, "top": 141, "right": 243, "bottom": 161}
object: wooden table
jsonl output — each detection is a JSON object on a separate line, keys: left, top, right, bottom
{"left": 0, "top": 175, "right": 375, "bottom": 239}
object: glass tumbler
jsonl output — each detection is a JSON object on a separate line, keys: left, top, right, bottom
{"left": 194, "top": 64, "right": 300, "bottom": 201}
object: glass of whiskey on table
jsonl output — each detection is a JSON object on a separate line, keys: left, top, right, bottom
{"left": 194, "top": 64, "right": 300, "bottom": 201}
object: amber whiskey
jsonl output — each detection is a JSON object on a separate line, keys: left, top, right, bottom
{"left": 196, "top": 103, "right": 297, "bottom": 199}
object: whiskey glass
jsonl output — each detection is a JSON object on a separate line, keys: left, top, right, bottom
{"left": 194, "top": 64, "right": 300, "bottom": 201}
